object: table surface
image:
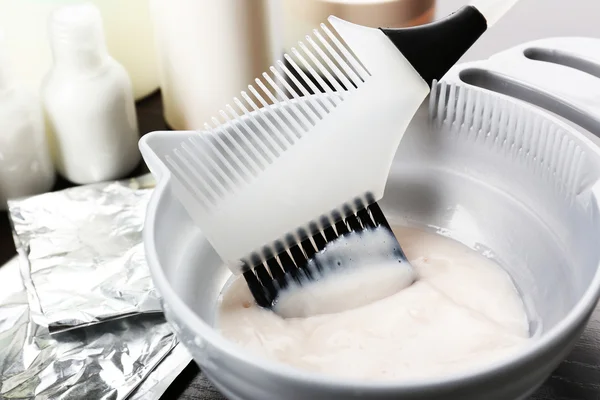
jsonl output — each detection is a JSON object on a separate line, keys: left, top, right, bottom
{"left": 2, "top": 89, "right": 600, "bottom": 400}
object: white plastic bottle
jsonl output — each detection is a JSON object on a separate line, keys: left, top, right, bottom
{"left": 42, "top": 3, "right": 141, "bottom": 185}
{"left": 0, "top": 0, "right": 159, "bottom": 100}
{"left": 0, "top": 31, "right": 55, "bottom": 209}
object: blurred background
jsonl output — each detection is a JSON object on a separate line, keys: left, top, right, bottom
{"left": 436, "top": 0, "right": 600, "bottom": 62}
{"left": 1, "top": 0, "right": 600, "bottom": 225}
{"left": 1, "top": 0, "right": 598, "bottom": 131}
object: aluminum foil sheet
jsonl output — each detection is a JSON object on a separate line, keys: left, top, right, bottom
{"left": 0, "top": 256, "right": 191, "bottom": 400}
{"left": 8, "top": 174, "right": 162, "bottom": 333}
{"left": 129, "top": 344, "right": 192, "bottom": 400}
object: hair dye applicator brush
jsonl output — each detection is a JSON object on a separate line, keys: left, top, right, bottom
{"left": 139, "top": 0, "right": 520, "bottom": 314}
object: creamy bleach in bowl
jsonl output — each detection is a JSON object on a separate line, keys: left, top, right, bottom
{"left": 140, "top": 82, "right": 600, "bottom": 400}
{"left": 216, "top": 226, "right": 532, "bottom": 381}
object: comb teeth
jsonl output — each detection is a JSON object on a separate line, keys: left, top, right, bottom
{"left": 164, "top": 21, "right": 371, "bottom": 214}
{"left": 430, "top": 80, "right": 586, "bottom": 201}
{"left": 144, "top": 16, "right": 430, "bottom": 270}
{"left": 242, "top": 200, "right": 404, "bottom": 308}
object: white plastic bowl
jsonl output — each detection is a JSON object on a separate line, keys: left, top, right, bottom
{"left": 140, "top": 84, "right": 600, "bottom": 400}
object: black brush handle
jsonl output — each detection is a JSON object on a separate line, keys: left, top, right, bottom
{"left": 380, "top": 5, "right": 487, "bottom": 87}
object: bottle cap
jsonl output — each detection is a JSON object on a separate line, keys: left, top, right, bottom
{"left": 282, "top": 0, "right": 436, "bottom": 51}
{"left": 316, "top": 0, "right": 434, "bottom": 27}
{"left": 49, "top": 3, "right": 108, "bottom": 72}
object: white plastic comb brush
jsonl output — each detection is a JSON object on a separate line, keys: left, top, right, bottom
{"left": 140, "top": 0, "right": 520, "bottom": 310}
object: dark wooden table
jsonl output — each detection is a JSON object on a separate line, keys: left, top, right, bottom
{"left": 1, "top": 92, "right": 600, "bottom": 400}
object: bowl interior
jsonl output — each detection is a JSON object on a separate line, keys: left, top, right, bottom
{"left": 150, "top": 98, "right": 600, "bottom": 369}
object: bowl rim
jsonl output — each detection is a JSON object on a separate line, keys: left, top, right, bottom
{"left": 142, "top": 92, "right": 600, "bottom": 392}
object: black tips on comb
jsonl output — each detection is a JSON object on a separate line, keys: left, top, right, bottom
{"left": 241, "top": 200, "right": 399, "bottom": 308}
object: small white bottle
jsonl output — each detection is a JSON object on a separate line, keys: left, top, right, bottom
{"left": 0, "top": 31, "right": 55, "bottom": 209}
{"left": 42, "top": 3, "right": 141, "bottom": 185}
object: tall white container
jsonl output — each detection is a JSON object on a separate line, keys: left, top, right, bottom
{"left": 42, "top": 4, "right": 140, "bottom": 185}
{"left": 150, "top": 0, "right": 274, "bottom": 130}
{"left": 0, "top": 0, "right": 158, "bottom": 100}
{"left": 0, "top": 32, "right": 55, "bottom": 209}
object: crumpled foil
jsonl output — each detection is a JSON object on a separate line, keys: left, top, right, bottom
{"left": 0, "top": 256, "right": 191, "bottom": 400}
{"left": 129, "top": 344, "right": 192, "bottom": 400}
{"left": 8, "top": 174, "right": 162, "bottom": 333}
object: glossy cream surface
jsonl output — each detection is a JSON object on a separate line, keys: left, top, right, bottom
{"left": 216, "top": 227, "right": 531, "bottom": 381}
